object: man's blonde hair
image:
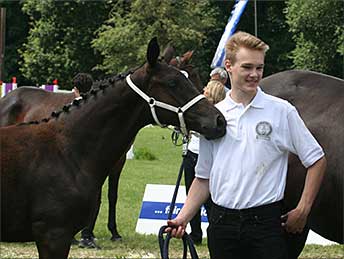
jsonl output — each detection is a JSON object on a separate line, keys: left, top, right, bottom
{"left": 204, "top": 80, "right": 226, "bottom": 104}
{"left": 225, "top": 31, "right": 269, "bottom": 64}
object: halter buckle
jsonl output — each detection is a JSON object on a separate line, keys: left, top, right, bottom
{"left": 149, "top": 97, "right": 156, "bottom": 107}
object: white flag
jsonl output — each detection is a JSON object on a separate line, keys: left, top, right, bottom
{"left": 211, "top": 0, "right": 249, "bottom": 68}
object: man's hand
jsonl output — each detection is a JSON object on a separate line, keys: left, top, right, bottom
{"left": 165, "top": 218, "right": 187, "bottom": 239}
{"left": 165, "top": 178, "right": 210, "bottom": 238}
{"left": 281, "top": 207, "right": 308, "bottom": 234}
{"left": 282, "top": 156, "right": 326, "bottom": 234}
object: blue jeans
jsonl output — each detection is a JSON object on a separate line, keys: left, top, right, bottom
{"left": 207, "top": 201, "right": 287, "bottom": 259}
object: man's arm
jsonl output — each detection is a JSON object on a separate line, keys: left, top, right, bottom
{"left": 166, "top": 177, "right": 210, "bottom": 238}
{"left": 282, "top": 156, "right": 327, "bottom": 233}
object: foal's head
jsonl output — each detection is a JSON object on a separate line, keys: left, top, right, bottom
{"left": 162, "top": 44, "right": 203, "bottom": 93}
{"left": 130, "top": 38, "right": 226, "bottom": 140}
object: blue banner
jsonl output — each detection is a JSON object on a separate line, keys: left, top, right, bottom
{"left": 139, "top": 201, "right": 208, "bottom": 222}
{"left": 211, "top": 0, "right": 249, "bottom": 68}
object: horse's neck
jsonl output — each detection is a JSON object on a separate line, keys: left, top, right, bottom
{"left": 55, "top": 74, "right": 149, "bottom": 185}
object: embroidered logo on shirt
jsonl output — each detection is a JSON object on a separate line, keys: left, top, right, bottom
{"left": 256, "top": 121, "right": 272, "bottom": 140}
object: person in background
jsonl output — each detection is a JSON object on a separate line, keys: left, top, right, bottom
{"left": 183, "top": 80, "right": 226, "bottom": 245}
{"left": 72, "top": 73, "right": 93, "bottom": 97}
{"left": 167, "top": 31, "right": 326, "bottom": 259}
{"left": 210, "top": 67, "right": 230, "bottom": 90}
{"left": 71, "top": 72, "right": 103, "bottom": 249}
{"left": 67, "top": 72, "right": 99, "bottom": 248}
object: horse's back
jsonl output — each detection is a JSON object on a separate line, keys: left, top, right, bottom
{"left": 261, "top": 70, "right": 344, "bottom": 243}
{"left": 0, "top": 87, "right": 75, "bottom": 126}
{"left": 261, "top": 70, "right": 344, "bottom": 114}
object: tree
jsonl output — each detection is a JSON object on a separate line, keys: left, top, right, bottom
{"left": 0, "top": 1, "right": 30, "bottom": 84}
{"left": 286, "top": 0, "right": 343, "bottom": 77}
{"left": 19, "top": 0, "right": 110, "bottom": 88}
{"left": 9, "top": 0, "right": 339, "bottom": 88}
{"left": 92, "top": 0, "right": 220, "bottom": 82}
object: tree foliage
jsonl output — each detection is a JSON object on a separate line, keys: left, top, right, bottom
{"left": 19, "top": 0, "right": 110, "bottom": 88}
{"left": 286, "top": 0, "right": 343, "bottom": 77}
{"left": 1, "top": 1, "right": 29, "bottom": 84}
{"left": 3, "top": 0, "right": 342, "bottom": 87}
{"left": 92, "top": 0, "right": 219, "bottom": 81}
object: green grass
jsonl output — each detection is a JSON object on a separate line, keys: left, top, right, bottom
{"left": 1, "top": 126, "right": 343, "bottom": 258}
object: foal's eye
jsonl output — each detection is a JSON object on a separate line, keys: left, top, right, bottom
{"left": 167, "top": 80, "right": 177, "bottom": 88}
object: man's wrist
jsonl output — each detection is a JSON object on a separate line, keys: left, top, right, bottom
{"left": 296, "top": 202, "right": 311, "bottom": 217}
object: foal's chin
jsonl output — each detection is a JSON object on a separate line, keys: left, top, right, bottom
{"left": 189, "top": 113, "right": 227, "bottom": 140}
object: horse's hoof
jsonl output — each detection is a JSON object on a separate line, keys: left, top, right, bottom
{"left": 110, "top": 235, "right": 122, "bottom": 241}
{"left": 79, "top": 238, "right": 101, "bottom": 249}
{"left": 71, "top": 237, "right": 79, "bottom": 245}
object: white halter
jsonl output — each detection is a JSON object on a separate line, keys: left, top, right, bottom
{"left": 126, "top": 74, "right": 205, "bottom": 136}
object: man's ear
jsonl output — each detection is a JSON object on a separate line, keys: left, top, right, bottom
{"left": 225, "top": 59, "right": 232, "bottom": 74}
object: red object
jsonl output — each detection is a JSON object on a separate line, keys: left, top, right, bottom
{"left": 53, "top": 79, "right": 58, "bottom": 85}
{"left": 12, "top": 77, "right": 17, "bottom": 83}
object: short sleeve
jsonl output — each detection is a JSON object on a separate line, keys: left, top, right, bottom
{"left": 286, "top": 107, "right": 325, "bottom": 168}
{"left": 195, "top": 135, "right": 214, "bottom": 179}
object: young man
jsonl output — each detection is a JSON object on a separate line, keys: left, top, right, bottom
{"left": 167, "top": 31, "right": 326, "bottom": 259}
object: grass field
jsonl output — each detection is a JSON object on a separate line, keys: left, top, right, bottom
{"left": 1, "top": 126, "right": 343, "bottom": 258}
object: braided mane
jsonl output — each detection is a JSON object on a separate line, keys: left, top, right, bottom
{"left": 17, "top": 71, "right": 135, "bottom": 126}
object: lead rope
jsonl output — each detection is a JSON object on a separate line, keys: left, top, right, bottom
{"left": 158, "top": 130, "right": 199, "bottom": 259}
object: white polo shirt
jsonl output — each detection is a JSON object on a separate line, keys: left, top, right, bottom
{"left": 195, "top": 87, "right": 324, "bottom": 209}
{"left": 187, "top": 132, "right": 200, "bottom": 154}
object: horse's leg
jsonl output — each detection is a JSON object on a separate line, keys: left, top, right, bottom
{"left": 108, "top": 154, "right": 126, "bottom": 241}
{"left": 285, "top": 227, "right": 310, "bottom": 259}
{"left": 35, "top": 238, "right": 71, "bottom": 259}
{"left": 33, "top": 224, "right": 71, "bottom": 259}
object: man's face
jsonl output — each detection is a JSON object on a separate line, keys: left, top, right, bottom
{"left": 225, "top": 47, "right": 265, "bottom": 95}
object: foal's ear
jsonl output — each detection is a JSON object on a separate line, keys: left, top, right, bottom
{"left": 147, "top": 37, "right": 160, "bottom": 67}
{"left": 181, "top": 50, "right": 194, "bottom": 64}
{"left": 162, "top": 43, "right": 176, "bottom": 64}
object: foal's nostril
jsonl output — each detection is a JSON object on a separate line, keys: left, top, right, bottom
{"left": 216, "top": 114, "right": 226, "bottom": 129}
{"left": 214, "top": 114, "right": 226, "bottom": 138}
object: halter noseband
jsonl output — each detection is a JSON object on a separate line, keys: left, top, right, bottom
{"left": 126, "top": 74, "right": 205, "bottom": 136}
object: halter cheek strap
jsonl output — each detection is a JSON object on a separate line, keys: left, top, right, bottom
{"left": 126, "top": 75, "right": 205, "bottom": 135}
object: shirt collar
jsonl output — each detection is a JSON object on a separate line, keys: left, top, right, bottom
{"left": 249, "top": 87, "right": 265, "bottom": 109}
{"left": 222, "top": 86, "right": 265, "bottom": 112}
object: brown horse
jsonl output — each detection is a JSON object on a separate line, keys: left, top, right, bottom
{"left": 260, "top": 70, "right": 344, "bottom": 258}
{"left": 95, "top": 46, "right": 204, "bottom": 243}
{"left": 0, "top": 45, "right": 203, "bottom": 245}
{"left": 0, "top": 38, "right": 226, "bottom": 259}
